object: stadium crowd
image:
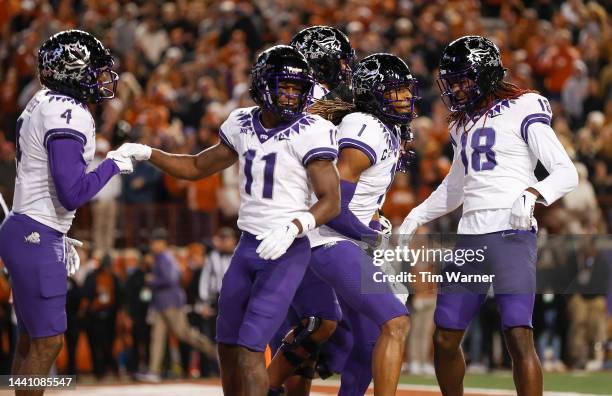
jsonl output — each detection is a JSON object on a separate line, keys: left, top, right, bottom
{"left": 0, "top": 0, "right": 610, "bottom": 380}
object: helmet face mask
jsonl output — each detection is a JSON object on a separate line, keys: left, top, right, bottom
{"left": 38, "top": 30, "right": 118, "bottom": 104}
{"left": 353, "top": 53, "right": 420, "bottom": 126}
{"left": 290, "top": 26, "right": 355, "bottom": 89}
{"left": 437, "top": 35, "right": 505, "bottom": 112}
{"left": 250, "top": 45, "right": 314, "bottom": 123}
{"left": 436, "top": 67, "right": 483, "bottom": 112}
{"left": 380, "top": 79, "right": 420, "bottom": 125}
{"left": 265, "top": 74, "right": 311, "bottom": 121}
{"left": 82, "top": 64, "right": 119, "bottom": 102}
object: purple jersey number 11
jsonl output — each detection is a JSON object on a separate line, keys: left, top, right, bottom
{"left": 243, "top": 150, "right": 277, "bottom": 199}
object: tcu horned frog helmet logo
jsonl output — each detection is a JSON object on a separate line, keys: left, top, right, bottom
{"left": 40, "top": 41, "right": 92, "bottom": 80}
{"left": 353, "top": 57, "right": 384, "bottom": 95}
{"left": 298, "top": 28, "right": 342, "bottom": 59}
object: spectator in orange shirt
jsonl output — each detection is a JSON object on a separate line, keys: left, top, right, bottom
{"left": 538, "top": 29, "right": 580, "bottom": 98}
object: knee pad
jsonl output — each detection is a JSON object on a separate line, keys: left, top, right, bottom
{"left": 280, "top": 316, "right": 322, "bottom": 367}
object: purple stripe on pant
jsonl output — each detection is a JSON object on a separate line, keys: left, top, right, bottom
{"left": 216, "top": 231, "right": 311, "bottom": 352}
{"left": 434, "top": 230, "right": 537, "bottom": 330}
{"left": 0, "top": 213, "right": 67, "bottom": 338}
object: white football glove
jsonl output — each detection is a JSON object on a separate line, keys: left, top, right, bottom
{"left": 65, "top": 237, "right": 83, "bottom": 276}
{"left": 256, "top": 222, "right": 300, "bottom": 260}
{"left": 510, "top": 190, "right": 537, "bottom": 230}
{"left": 117, "top": 143, "right": 152, "bottom": 161}
{"left": 106, "top": 150, "right": 134, "bottom": 174}
{"left": 398, "top": 217, "right": 419, "bottom": 247}
{"left": 379, "top": 215, "right": 393, "bottom": 235}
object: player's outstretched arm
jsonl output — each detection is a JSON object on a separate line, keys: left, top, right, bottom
{"left": 399, "top": 142, "right": 465, "bottom": 241}
{"left": 119, "top": 142, "right": 238, "bottom": 180}
{"left": 48, "top": 137, "right": 132, "bottom": 211}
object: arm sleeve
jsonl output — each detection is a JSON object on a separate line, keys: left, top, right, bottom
{"left": 406, "top": 134, "right": 465, "bottom": 225}
{"left": 526, "top": 122, "right": 578, "bottom": 205}
{"left": 47, "top": 138, "right": 119, "bottom": 211}
{"left": 326, "top": 180, "right": 378, "bottom": 240}
{"left": 293, "top": 117, "right": 339, "bottom": 165}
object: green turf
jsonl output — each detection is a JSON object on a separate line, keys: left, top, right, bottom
{"left": 400, "top": 372, "right": 612, "bottom": 394}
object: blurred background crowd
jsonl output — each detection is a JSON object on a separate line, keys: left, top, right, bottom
{"left": 0, "top": 0, "right": 610, "bottom": 381}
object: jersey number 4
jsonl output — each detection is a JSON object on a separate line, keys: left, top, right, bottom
{"left": 460, "top": 127, "right": 497, "bottom": 174}
{"left": 243, "top": 150, "right": 276, "bottom": 199}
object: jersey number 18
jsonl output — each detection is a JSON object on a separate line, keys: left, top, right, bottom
{"left": 460, "top": 127, "right": 497, "bottom": 174}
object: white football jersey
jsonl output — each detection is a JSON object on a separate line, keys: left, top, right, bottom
{"left": 408, "top": 92, "right": 577, "bottom": 234}
{"left": 450, "top": 93, "right": 552, "bottom": 214}
{"left": 219, "top": 106, "right": 338, "bottom": 236}
{"left": 308, "top": 112, "right": 400, "bottom": 247}
{"left": 12, "top": 89, "right": 96, "bottom": 233}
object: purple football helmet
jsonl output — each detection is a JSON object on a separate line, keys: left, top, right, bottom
{"left": 250, "top": 45, "right": 314, "bottom": 122}
{"left": 38, "top": 30, "right": 118, "bottom": 104}
{"left": 436, "top": 35, "right": 505, "bottom": 112}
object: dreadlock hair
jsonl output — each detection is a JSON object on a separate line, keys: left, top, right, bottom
{"left": 309, "top": 98, "right": 356, "bottom": 125}
{"left": 448, "top": 81, "right": 539, "bottom": 126}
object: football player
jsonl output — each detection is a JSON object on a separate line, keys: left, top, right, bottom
{"left": 0, "top": 30, "right": 132, "bottom": 392}
{"left": 400, "top": 36, "right": 578, "bottom": 396}
{"left": 266, "top": 25, "right": 357, "bottom": 396}
{"left": 290, "top": 25, "right": 355, "bottom": 103}
{"left": 117, "top": 45, "right": 341, "bottom": 396}
{"left": 271, "top": 27, "right": 400, "bottom": 396}
{"left": 268, "top": 53, "right": 418, "bottom": 396}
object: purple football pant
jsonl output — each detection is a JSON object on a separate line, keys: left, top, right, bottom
{"left": 292, "top": 267, "right": 342, "bottom": 322}
{"left": 309, "top": 241, "right": 409, "bottom": 327}
{"left": 0, "top": 213, "right": 67, "bottom": 338}
{"left": 337, "top": 296, "right": 378, "bottom": 396}
{"left": 269, "top": 267, "right": 344, "bottom": 362}
{"left": 435, "top": 230, "right": 537, "bottom": 330}
{"left": 269, "top": 267, "right": 347, "bottom": 369}
{"left": 216, "top": 232, "right": 311, "bottom": 352}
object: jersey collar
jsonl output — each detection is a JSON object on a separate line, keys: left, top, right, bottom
{"left": 252, "top": 108, "right": 313, "bottom": 144}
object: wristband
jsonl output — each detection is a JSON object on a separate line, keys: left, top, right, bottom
{"left": 295, "top": 212, "right": 316, "bottom": 237}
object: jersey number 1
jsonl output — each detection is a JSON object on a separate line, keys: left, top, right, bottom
{"left": 244, "top": 150, "right": 276, "bottom": 199}
{"left": 460, "top": 127, "right": 497, "bottom": 174}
